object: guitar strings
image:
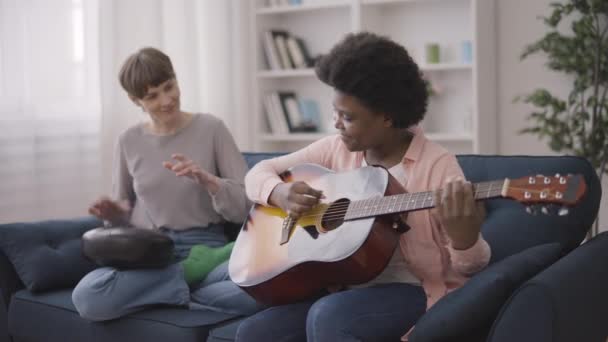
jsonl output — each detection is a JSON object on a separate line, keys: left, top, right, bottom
{"left": 292, "top": 183, "right": 507, "bottom": 221}
{"left": 316, "top": 187, "right": 564, "bottom": 220}
{"left": 308, "top": 185, "right": 501, "bottom": 218}
{"left": 293, "top": 184, "right": 559, "bottom": 221}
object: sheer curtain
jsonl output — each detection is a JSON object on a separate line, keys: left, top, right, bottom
{"left": 0, "top": 0, "right": 102, "bottom": 222}
{"left": 194, "top": 0, "right": 250, "bottom": 145}
{"left": 162, "top": 0, "right": 251, "bottom": 146}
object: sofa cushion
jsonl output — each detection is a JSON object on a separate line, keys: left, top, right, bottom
{"left": 0, "top": 217, "right": 101, "bottom": 292}
{"left": 207, "top": 318, "right": 245, "bottom": 342}
{"left": 409, "top": 242, "right": 563, "bottom": 342}
{"left": 8, "top": 289, "right": 238, "bottom": 342}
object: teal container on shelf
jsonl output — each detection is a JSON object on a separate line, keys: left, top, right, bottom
{"left": 461, "top": 40, "right": 473, "bottom": 64}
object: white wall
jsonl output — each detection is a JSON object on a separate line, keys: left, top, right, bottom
{"left": 497, "top": 0, "right": 569, "bottom": 155}
{"left": 496, "top": 0, "right": 606, "bottom": 231}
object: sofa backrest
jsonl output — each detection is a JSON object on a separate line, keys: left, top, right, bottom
{"left": 242, "top": 153, "right": 602, "bottom": 264}
{"left": 243, "top": 152, "right": 285, "bottom": 170}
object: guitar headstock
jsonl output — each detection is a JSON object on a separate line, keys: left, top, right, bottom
{"left": 505, "top": 174, "right": 587, "bottom": 215}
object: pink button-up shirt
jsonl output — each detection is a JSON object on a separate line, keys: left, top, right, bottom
{"left": 245, "top": 128, "right": 491, "bottom": 337}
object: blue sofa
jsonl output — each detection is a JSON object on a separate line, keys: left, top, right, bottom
{"left": 0, "top": 153, "right": 606, "bottom": 342}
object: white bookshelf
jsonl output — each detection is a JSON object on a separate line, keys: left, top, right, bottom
{"left": 250, "top": 0, "right": 496, "bottom": 155}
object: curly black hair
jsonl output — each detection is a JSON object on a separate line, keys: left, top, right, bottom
{"left": 315, "top": 32, "right": 428, "bottom": 128}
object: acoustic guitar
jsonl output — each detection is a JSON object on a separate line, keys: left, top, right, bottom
{"left": 229, "top": 163, "right": 587, "bottom": 305}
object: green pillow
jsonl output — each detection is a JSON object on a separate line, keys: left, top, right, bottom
{"left": 182, "top": 242, "right": 235, "bottom": 285}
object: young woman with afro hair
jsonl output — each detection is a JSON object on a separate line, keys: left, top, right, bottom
{"left": 237, "top": 32, "right": 491, "bottom": 342}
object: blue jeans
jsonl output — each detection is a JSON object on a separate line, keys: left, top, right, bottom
{"left": 72, "top": 226, "right": 262, "bottom": 321}
{"left": 235, "top": 283, "right": 426, "bottom": 342}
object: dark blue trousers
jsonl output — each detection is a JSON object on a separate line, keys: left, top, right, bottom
{"left": 235, "top": 283, "right": 426, "bottom": 342}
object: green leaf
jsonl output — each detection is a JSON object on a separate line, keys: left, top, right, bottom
{"left": 519, "top": 0, "right": 608, "bottom": 162}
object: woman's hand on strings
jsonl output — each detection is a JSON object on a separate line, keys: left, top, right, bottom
{"left": 270, "top": 181, "right": 324, "bottom": 219}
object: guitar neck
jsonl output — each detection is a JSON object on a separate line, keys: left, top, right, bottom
{"left": 344, "top": 179, "right": 507, "bottom": 221}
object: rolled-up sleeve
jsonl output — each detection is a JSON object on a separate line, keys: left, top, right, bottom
{"left": 210, "top": 119, "right": 251, "bottom": 223}
{"left": 245, "top": 136, "right": 337, "bottom": 205}
{"left": 448, "top": 234, "right": 492, "bottom": 276}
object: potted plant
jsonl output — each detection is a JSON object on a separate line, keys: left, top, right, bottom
{"left": 517, "top": 0, "right": 607, "bottom": 236}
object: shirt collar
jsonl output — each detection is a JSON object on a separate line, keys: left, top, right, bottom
{"left": 402, "top": 125, "right": 425, "bottom": 163}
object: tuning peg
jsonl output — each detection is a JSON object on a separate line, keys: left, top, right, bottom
{"left": 541, "top": 205, "right": 559, "bottom": 216}
{"left": 541, "top": 206, "right": 550, "bottom": 215}
{"left": 558, "top": 207, "right": 570, "bottom": 216}
{"left": 526, "top": 205, "right": 539, "bottom": 216}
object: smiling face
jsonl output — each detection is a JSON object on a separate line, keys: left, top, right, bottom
{"left": 332, "top": 90, "right": 392, "bottom": 152}
{"left": 131, "top": 78, "right": 181, "bottom": 125}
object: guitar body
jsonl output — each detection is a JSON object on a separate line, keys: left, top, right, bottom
{"left": 229, "top": 164, "right": 405, "bottom": 305}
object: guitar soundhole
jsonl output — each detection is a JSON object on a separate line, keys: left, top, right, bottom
{"left": 320, "top": 198, "right": 349, "bottom": 232}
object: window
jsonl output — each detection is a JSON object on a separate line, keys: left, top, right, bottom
{"left": 0, "top": 0, "right": 101, "bottom": 222}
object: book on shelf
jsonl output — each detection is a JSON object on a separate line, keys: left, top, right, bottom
{"left": 273, "top": 31, "right": 295, "bottom": 69}
{"left": 295, "top": 37, "right": 314, "bottom": 67}
{"left": 286, "top": 36, "right": 306, "bottom": 69}
{"left": 263, "top": 94, "right": 287, "bottom": 134}
{"left": 263, "top": 31, "right": 281, "bottom": 70}
{"left": 269, "top": 93, "right": 291, "bottom": 134}
{"left": 261, "top": 30, "right": 314, "bottom": 70}
{"left": 263, "top": 91, "right": 319, "bottom": 134}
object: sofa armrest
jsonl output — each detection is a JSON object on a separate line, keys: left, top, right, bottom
{"left": 0, "top": 248, "right": 21, "bottom": 342}
{"left": 0, "top": 248, "right": 23, "bottom": 309}
{"left": 488, "top": 231, "right": 608, "bottom": 342}
{"left": 0, "top": 249, "right": 19, "bottom": 342}
{"left": 409, "top": 243, "right": 563, "bottom": 342}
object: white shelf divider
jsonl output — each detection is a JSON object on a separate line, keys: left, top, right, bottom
{"left": 257, "top": 1, "right": 352, "bottom": 15}
{"left": 362, "top": 0, "right": 444, "bottom": 5}
{"left": 420, "top": 63, "right": 473, "bottom": 72}
{"left": 257, "top": 68, "right": 316, "bottom": 79}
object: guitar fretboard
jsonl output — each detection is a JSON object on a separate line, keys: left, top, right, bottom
{"left": 344, "top": 180, "right": 505, "bottom": 220}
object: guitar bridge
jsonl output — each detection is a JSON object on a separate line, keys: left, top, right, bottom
{"left": 280, "top": 216, "right": 297, "bottom": 245}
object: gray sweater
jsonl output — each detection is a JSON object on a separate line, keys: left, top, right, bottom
{"left": 112, "top": 113, "right": 250, "bottom": 230}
